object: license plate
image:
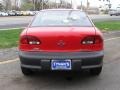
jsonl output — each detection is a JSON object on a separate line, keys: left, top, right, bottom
{"left": 51, "top": 60, "right": 71, "bottom": 70}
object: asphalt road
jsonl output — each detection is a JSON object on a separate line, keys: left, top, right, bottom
{"left": 0, "top": 16, "right": 32, "bottom": 29}
{"left": 0, "top": 15, "right": 120, "bottom": 29}
{"left": 0, "top": 31, "right": 120, "bottom": 90}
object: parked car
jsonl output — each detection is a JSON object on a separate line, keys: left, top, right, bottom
{"left": 21, "top": 11, "right": 28, "bottom": 16}
{"left": 19, "top": 9, "right": 104, "bottom": 76}
{"left": 109, "top": 9, "right": 120, "bottom": 16}
{"left": 35, "top": 11, "right": 39, "bottom": 15}
{"left": 26, "top": 11, "right": 35, "bottom": 16}
{"left": 0, "top": 12, "right": 2, "bottom": 16}
{"left": 32, "top": 11, "right": 39, "bottom": 15}
{"left": 7, "top": 11, "right": 16, "bottom": 16}
{"left": 15, "top": 11, "right": 22, "bottom": 16}
{"left": 0, "top": 11, "right": 8, "bottom": 16}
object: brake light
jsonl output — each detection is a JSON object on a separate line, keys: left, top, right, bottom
{"left": 81, "top": 36, "right": 103, "bottom": 45}
{"left": 20, "top": 35, "right": 41, "bottom": 45}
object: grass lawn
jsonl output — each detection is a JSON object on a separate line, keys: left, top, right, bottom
{"left": 0, "top": 29, "right": 22, "bottom": 49}
{"left": 94, "top": 21, "right": 120, "bottom": 31}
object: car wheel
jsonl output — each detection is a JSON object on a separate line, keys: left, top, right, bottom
{"left": 90, "top": 66, "right": 102, "bottom": 76}
{"left": 110, "top": 14, "right": 112, "bottom": 16}
{"left": 21, "top": 67, "right": 33, "bottom": 76}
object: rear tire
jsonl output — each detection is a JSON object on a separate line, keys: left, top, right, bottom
{"left": 21, "top": 67, "right": 33, "bottom": 76}
{"left": 90, "top": 66, "right": 102, "bottom": 76}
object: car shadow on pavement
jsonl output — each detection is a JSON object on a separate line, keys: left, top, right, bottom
{"left": 16, "top": 71, "right": 101, "bottom": 89}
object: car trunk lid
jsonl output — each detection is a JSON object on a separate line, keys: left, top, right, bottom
{"left": 26, "top": 27, "right": 96, "bottom": 52}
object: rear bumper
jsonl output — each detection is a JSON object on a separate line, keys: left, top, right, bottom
{"left": 19, "top": 51, "right": 104, "bottom": 71}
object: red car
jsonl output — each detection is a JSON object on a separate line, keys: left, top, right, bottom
{"left": 19, "top": 9, "right": 104, "bottom": 76}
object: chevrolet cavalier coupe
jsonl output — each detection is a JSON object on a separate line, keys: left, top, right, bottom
{"left": 19, "top": 9, "right": 104, "bottom": 76}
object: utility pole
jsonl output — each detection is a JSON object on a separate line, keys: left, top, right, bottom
{"left": 65, "top": 0, "right": 67, "bottom": 8}
{"left": 87, "top": 0, "right": 90, "bottom": 10}
{"left": 71, "top": 0, "right": 72, "bottom": 8}
{"left": 87, "top": 0, "right": 88, "bottom": 9}
{"left": 42, "top": 0, "right": 44, "bottom": 9}
{"left": 48, "top": 0, "right": 51, "bottom": 9}
{"left": 15, "top": 0, "right": 17, "bottom": 10}
{"left": 57, "top": 0, "right": 59, "bottom": 8}
{"left": 55, "top": 0, "right": 58, "bottom": 8}
{"left": 81, "top": 1, "right": 83, "bottom": 11}
{"left": 33, "top": 0, "right": 35, "bottom": 10}
{"left": 108, "top": 0, "right": 111, "bottom": 11}
{"left": 55, "top": 0, "right": 56, "bottom": 8}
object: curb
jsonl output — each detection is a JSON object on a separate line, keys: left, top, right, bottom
{"left": 0, "top": 27, "right": 25, "bottom": 31}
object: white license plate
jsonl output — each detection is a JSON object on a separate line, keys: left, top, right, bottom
{"left": 51, "top": 60, "right": 71, "bottom": 70}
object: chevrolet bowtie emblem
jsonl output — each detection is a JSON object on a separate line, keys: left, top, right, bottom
{"left": 57, "top": 40, "right": 66, "bottom": 47}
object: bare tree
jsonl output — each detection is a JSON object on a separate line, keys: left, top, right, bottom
{"left": 86, "top": 0, "right": 90, "bottom": 10}
{"left": 3, "top": 0, "right": 12, "bottom": 10}
{"left": 31, "top": 0, "right": 49, "bottom": 10}
{"left": 99, "top": 0, "right": 111, "bottom": 10}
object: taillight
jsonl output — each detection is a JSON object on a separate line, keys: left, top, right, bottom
{"left": 81, "top": 36, "right": 103, "bottom": 45}
{"left": 20, "top": 35, "right": 41, "bottom": 45}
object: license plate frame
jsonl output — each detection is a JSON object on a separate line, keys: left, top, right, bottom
{"left": 51, "top": 59, "right": 71, "bottom": 70}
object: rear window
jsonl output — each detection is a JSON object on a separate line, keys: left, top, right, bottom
{"left": 31, "top": 10, "right": 93, "bottom": 27}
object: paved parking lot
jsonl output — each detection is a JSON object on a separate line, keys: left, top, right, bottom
{"left": 0, "top": 31, "right": 120, "bottom": 90}
{"left": 0, "top": 16, "right": 32, "bottom": 29}
{"left": 0, "top": 15, "right": 120, "bottom": 29}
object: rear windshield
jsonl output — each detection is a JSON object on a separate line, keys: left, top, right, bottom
{"left": 31, "top": 10, "right": 93, "bottom": 27}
